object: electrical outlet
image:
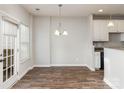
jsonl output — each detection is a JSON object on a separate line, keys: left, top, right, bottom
{"left": 76, "top": 58, "right": 79, "bottom": 61}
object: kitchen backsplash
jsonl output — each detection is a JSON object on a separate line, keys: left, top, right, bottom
{"left": 93, "top": 33, "right": 124, "bottom": 48}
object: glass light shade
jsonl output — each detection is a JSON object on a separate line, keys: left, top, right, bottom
{"left": 54, "top": 30, "right": 60, "bottom": 36}
{"left": 107, "top": 21, "right": 114, "bottom": 27}
{"left": 62, "top": 31, "right": 68, "bottom": 36}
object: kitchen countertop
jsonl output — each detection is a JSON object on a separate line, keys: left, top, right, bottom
{"left": 94, "top": 46, "right": 124, "bottom": 51}
{"left": 104, "top": 47, "right": 124, "bottom": 50}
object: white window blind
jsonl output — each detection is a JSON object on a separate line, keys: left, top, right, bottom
{"left": 0, "top": 19, "right": 2, "bottom": 59}
{"left": 3, "top": 20, "right": 18, "bottom": 49}
{"left": 20, "top": 24, "right": 30, "bottom": 61}
{"left": 4, "top": 21, "right": 17, "bottom": 36}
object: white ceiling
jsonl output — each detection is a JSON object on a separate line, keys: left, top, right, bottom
{"left": 22, "top": 4, "right": 124, "bottom": 16}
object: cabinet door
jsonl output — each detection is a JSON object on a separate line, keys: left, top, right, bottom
{"left": 93, "top": 20, "right": 101, "bottom": 41}
{"left": 93, "top": 20, "right": 109, "bottom": 41}
{"left": 120, "top": 33, "right": 124, "bottom": 41}
{"left": 108, "top": 20, "right": 118, "bottom": 32}
{"left": 100, "top": 20, "right": 109, "bottom": 41}
{"left": 118, "top": 20, "right": 124, "bottom": 32}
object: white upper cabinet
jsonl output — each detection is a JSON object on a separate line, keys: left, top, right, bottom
{"left": 100, "top": 20, "right": 109, "bottom": 41}
{"left": 108, "top": 20, "right": 118, "bottom": 32}
{"left": 108, "top": 20, "right": 124, "bottom": 33}
{"left": 93, "top": 19, "right": 124, "bottom": 41}
{"left": 118, "top": 20, "right": 124, "bottom": 32}
{"left": 93, "top": 20, "right": 109, "bottom": 41}
{"left": 93, "top": 20, "right": 100, "bottom": 41}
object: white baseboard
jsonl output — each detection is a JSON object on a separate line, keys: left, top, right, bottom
{"left": 34, "top": 64, "right": 87, "bottom": 67}
{"left": 18, "top": 65, "right": 34, "bottom": 80}
{"left": 33, "top": 64, "right": 95, "bottom": 72}
{"left": 104, "top": 78, "right": 117, "bottom": 89}
{"left": 50, "top": 64, "right": 86, "bottom": 67}
{"left": 34, "top": 65, "right": 51, "bottom": 67}
{"left": 85, "top": 64, "right": 95, "bottom": 71}
{"left": 17, "top": 64, "right": 94, "bottom": 81}
{"left": 14, "top": 64, "right": 95, "bottom": 82}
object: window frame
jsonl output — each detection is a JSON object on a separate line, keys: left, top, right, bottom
{"left": 19, "top": 24, "right": 30, "bottom": 63}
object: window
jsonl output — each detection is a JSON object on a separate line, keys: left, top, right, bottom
{"left": 20, "top": 24, "right": 30, "bottom": 61}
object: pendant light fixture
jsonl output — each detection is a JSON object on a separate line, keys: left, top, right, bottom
{"left": 107, "top": 15, "right": 114, "bottom": 27}
{"left": 54, "top": 4, "right": 68, "bottom": 36}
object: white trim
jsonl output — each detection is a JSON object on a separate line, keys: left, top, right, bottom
{"left": 8, "top": 66, "right": 34, "bottom": 88}
{"left": 104, "top": 78, "right": 117, "bottom": 89}
{"left": 1, "top": 75, "right": 17, "bottom": 89}
{"left": 50, "top": 64, "right": 86, "bottom": 67}
{"left": 85, "top": 64, "right": 95, "bottom": 71}
{"left": 34, "top": 65, "right": 51, "bottom": 67}
{"left": 0, "top": 10, "right": 20, "bottom": 24}
{"left": 17, "top": 65, "right": 34, "bottom": 80}
{"left": 34, "top": 64, "right": 86, "bottom": 67}
{"left": 33, "top": 64, "right": 95, "bottom": 72}
{"left": 8, "top": 79, "right": 18, "bottom": 89}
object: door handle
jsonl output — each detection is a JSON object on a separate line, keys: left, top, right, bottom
{"left": 0, "top": 54, "right": 2, "bottom": 56}
{"left": 0, "top": 59, "right": 4, "bottom": 62}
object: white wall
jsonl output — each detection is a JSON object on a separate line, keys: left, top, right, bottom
{"left": 51, "top": 17, "right": 92, "bottom": 66}
{"left": 0, "top": 4, "right": 33, "bottom": 78}
{"left": 33, "top": 16, "right": 50, "bottom": 66}
{"left": 33, "top": 16, "right": 93, "bottom": 67}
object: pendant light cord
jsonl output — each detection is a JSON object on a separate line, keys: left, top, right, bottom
{"left": 110, "top": 15, "right": 111, "bottom": 20}
{"left": 58, "top": 4, "right": 62, "bottom": 28}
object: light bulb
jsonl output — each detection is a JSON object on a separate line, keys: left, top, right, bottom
{"left": 98, "top": 9, "right": 103, "bottom": 12}
{"left": 107, "top": 21, "right": 114, "bottom": 27}
{"left": 54, "top": 30, "right": 60, "bottom": 36}
{"left": 63, "top": 31, "right": 68, "bottom": 36}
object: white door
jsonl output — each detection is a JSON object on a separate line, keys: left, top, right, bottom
{"left": 0, "top": 17, "right": 18, "bottom": 89}
{"left": 0, "top": 16, "right": 3, "bottom": 87}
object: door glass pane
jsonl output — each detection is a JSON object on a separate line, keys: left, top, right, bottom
{"left": 3, "top": 58, "right": 6, "bottom": 69}
{"left": 12, "top": 66, "right": 14, "bottom": 75}
{"left": 7, "top": 68, "right": 11, "bottom": 79}
{"left": 12, "top": 56, "right": 14, "bottom": 65}
{"left": 3, "top": 49, "right": 6, "bottom": 57}
{"left": 8, "top": 49, "right": 11, "bottom": 56}
{"left": 3, "top": 37, "right": 6, "bottom": 57}
{"left": 12, "top": 49, "right": 14, "bottom": 55}
{"left": 8, "top": 57, "right": 11, "bottom": 67}
{"left": 3, "top": 70, "right": 6, "bottom": 82}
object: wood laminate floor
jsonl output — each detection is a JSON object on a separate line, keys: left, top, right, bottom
{"left": 12, "top": 66, "right": 111, "bottom": 89}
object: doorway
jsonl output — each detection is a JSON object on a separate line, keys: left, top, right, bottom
{"left": 0, "top": 16, "right": 19, "bottom": 88}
